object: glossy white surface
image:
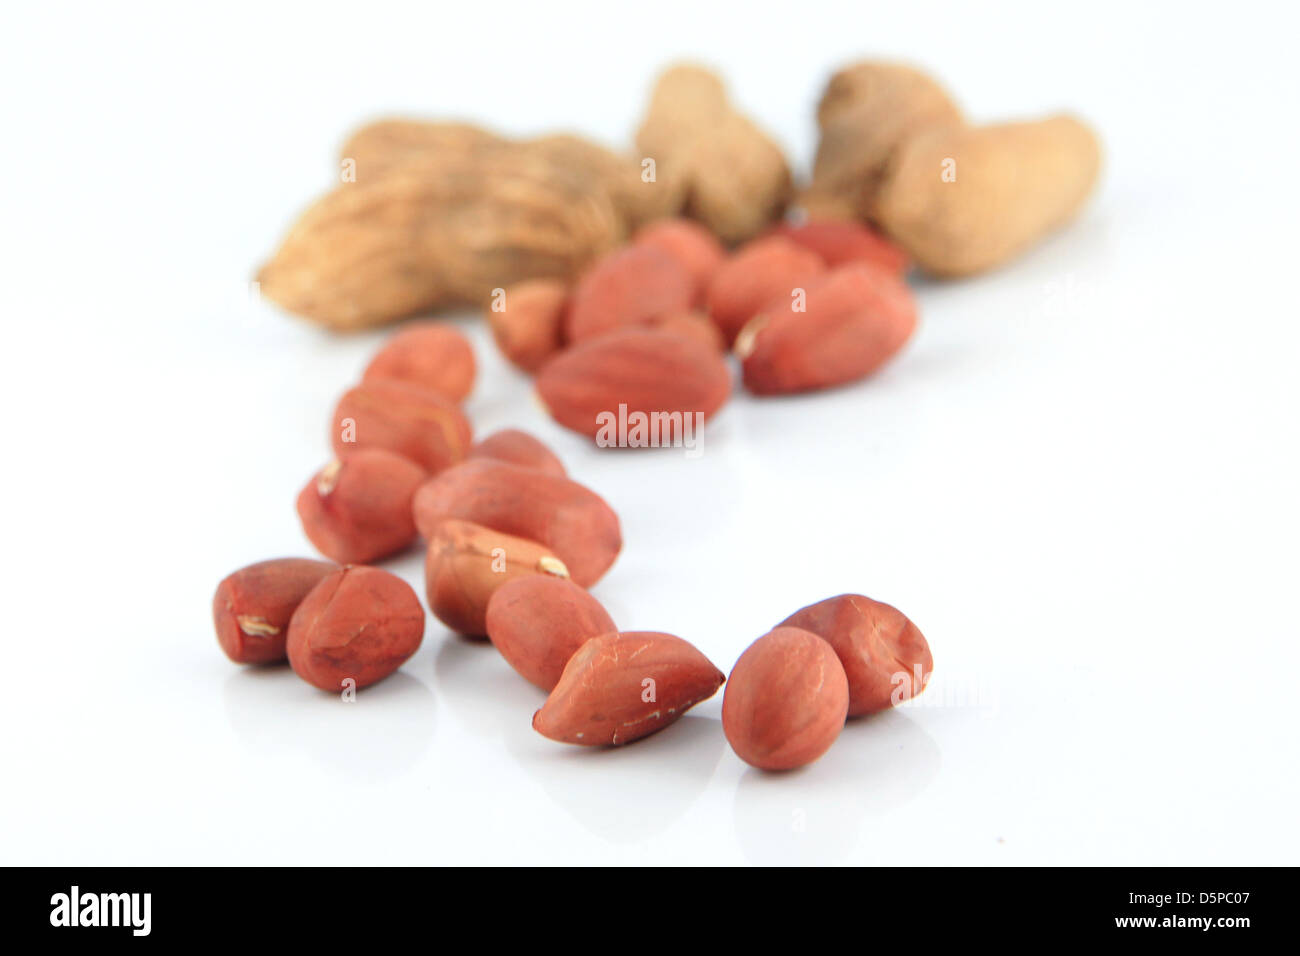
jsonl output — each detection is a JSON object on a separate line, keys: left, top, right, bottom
{"left": 2, "top": 1, "right": 1297, "bottom": 865}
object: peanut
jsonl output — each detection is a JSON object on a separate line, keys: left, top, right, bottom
{"left": 411, "top": 459, "right": 621, "bottom": 588}
{"left": 485, "top": 575, "right": 617, "bottom": 691}
{"left": 805, "top": 60, "right": 1100, "bottom": 276}
{"left": 424, "top": 519, "right": 569, "bottom": 636}
{"left": 286, "top": 565, "right": 425, "bottom": 692}
{"left": 339, "top": 123, "right": 674, "bottom": 229}
{"left": 535, "top": 327, "right": 732, "bottom": 442}
{"left": 532, "top": 631, "right": 725, "bottom": 746}
{"left": 633, "top": 218, "right": 727, "bottom": 304}
{"left": 646, "top": 309, "right": 726, "bottom": 353}
{"left": 769, "top": 220, "right": 908, "bottom": 275}
{"left": 361, "top": 322, "right": 476, "bottom": 403}
{"left": 296, "top": 449, "right": 426, "bottom": 564}
{"left": 805, "top": 60, "right": 963, "bottom": 221}
{"left": 779, "top": 594, "right": 932, "bottom": 716}
{"left": 705, "top": 235, "right": 827, "bottom": 346}
{"left": 257, "top": 148, "right": 624, "bottom": 330}
{"left": 487, "top": 279, "right": 568, "bottom": 373}
{"left": 330, "top": 379, "right": 471, "bottom": 475}
{"left": 212, "top": 558, "right": 336, "bottom": 664}
{"left": 722, "top": 627, "right": 849, "bottom": 771}
{"left": 874, "top": 116, "right": 1101, "bottom": 276}
{"left": 564, "top": 245, "right": 694, "bottom": 343}
{"left": 735, "top": 262, "right": 917, "bottom": 395}
{"left": 636, "top": 64, "right": 791, "bottom": 243}
{"left": 467, "top": 428, "right": 566, "bottom": 477}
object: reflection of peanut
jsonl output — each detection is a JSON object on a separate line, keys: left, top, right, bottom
{"left": 875, "top": 116, "right": 1101, "bottom": 277}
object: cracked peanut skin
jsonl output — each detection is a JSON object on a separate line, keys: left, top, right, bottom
{"left": 874, "top": 115, "right": 1101, "bottom": 277}
{"left": 722, "top": 627, "right": 849, "bottom": 771}
{"left": 532, "top": 632, "right": 725, "bottom": 746}
{"left": 780, "top": 594, "right": 932, "bottom": 716}
{"left": 286, "top": 566, "right": 425, "bottom": 692}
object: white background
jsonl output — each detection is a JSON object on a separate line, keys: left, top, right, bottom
{"left": 1, "top": 1, "right": 1297, "bottom": 865}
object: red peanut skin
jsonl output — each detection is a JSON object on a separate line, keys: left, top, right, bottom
{"left": 424, "top": 519, "right": 567, "bottom": 636}
{"left": 705, "top": 235, "right": 827, "bottom": 345}
{"left": 213, "top": 558, "right": 336, "bottom": 664}
{"left": 634, "top": 218, "right": 728, "bottom": 304}
{"left": 361, "top": 321, "right": 476, "bottom": 402}
{"left": 485, "top": 575, "right": 617, "bottom": 691}
{"left": 296, "top": 449, "right": 426, "bottom": 564}
{"left": 488, "top": 279, "right": 568, "bottom": 373}
{"left": 331, "top": 379, "right": 472, "bottom": 474}
{"left": 565, "top": 245, "right": 695, "bottom": 343}
{"left": 286, "top": 566, "right": 425, "bottom": 692}
{"left": 535, "top": 327, "right": 732, "bottom": 441}
{"left": 467, "top": 428, "right": 566, "bottom": 477}
{"left": 780, "top": 594, "right": 932, "bottom": 716}
{"left": 768, "top": 220, "right": 909, "bottom": 274}
{"left": 411, "top": 459, "right": 621, "bottom": 588}
{"left": 722, "top": 627, "right": 849, "bottom": 771}
{"left": 739, "top": 262, "right": 917, "bottom": 395}
{"left": 533, "top": 631, "right": 725, "bottom": 746}
{"left": 647, "top": 309, "right": 727, "bottom": 353}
